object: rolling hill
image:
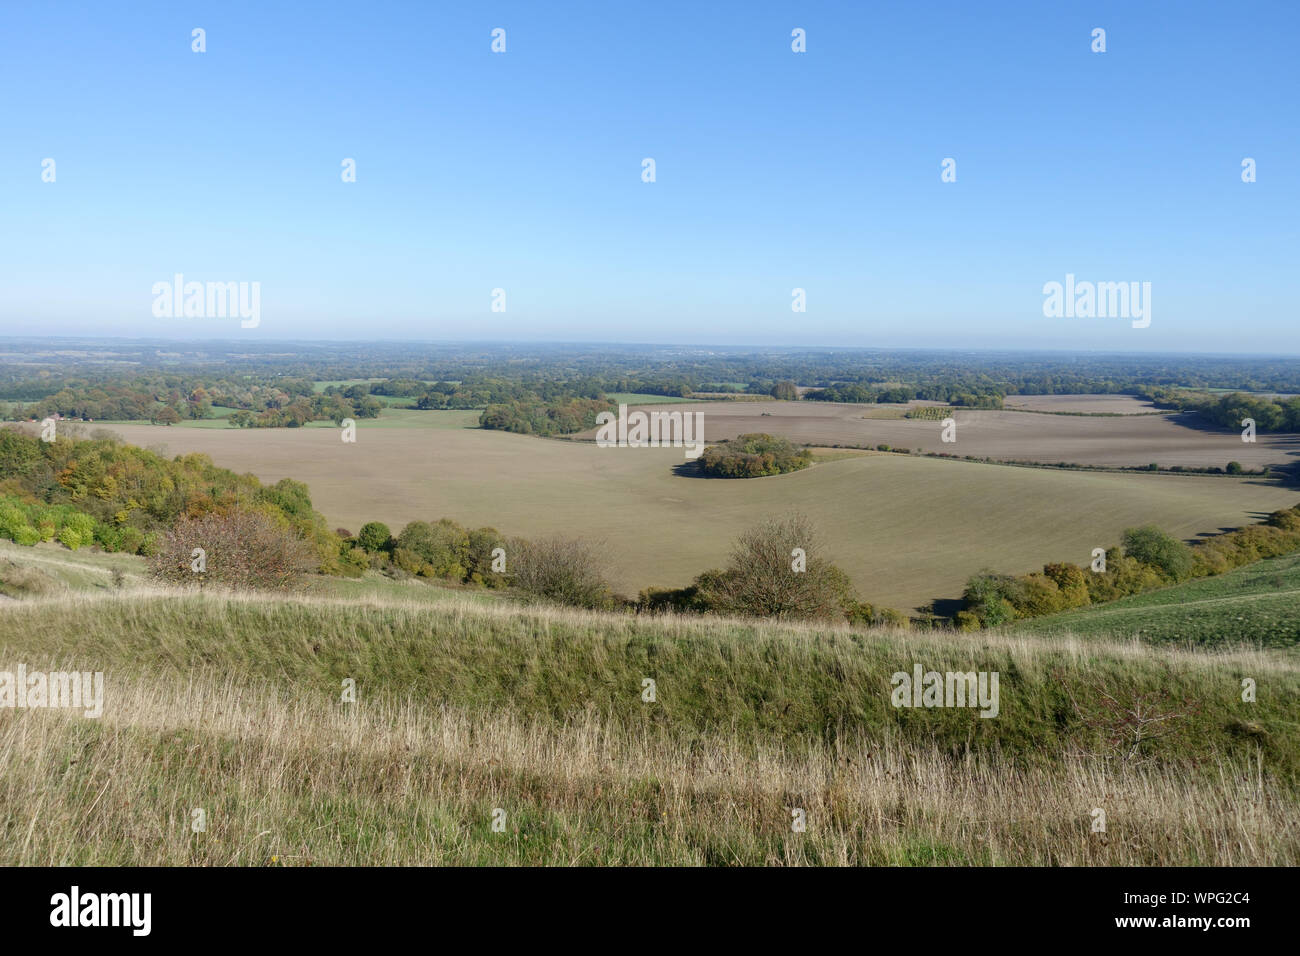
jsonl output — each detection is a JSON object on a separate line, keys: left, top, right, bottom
{"left": 1013, "top": 551, "right": 1300, "bottom": 647}
{"left": 1, "top": 540, "right": 1297, "bottom": 865}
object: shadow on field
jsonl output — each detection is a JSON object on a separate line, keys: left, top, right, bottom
{"left": 671, "top": 461, "right": 714, "bottom": 479}
{"left": 928, "top": 597, "right": 965, "bottom": 619}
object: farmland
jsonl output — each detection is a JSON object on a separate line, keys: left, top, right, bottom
{"left": 92, "top": 414, "right": 1300, "bottom": 612}
{"left": 572, "top": 399, "right": 1300, "bottom": 471}
{"left": 1002, "top": 394, "right": 1160, "bottom": 415}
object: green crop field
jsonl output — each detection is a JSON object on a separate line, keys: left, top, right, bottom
{"left": 310, "top": 378, "right": 390, "bottom": 393}
{"left": 606, "top": 393, "right": 701, "bottom": 405}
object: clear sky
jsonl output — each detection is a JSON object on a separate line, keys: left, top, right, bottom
{"left": 1, "top": 0, "right": 1296, "bottom": 352}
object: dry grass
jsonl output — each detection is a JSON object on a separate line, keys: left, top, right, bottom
{"left": 0, "top": 584, "right": 1297, "bottom": 865}
{"left": 2, "top": 668, "right": 1292, "bottom": 866}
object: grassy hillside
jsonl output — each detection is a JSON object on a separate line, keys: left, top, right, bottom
{"left": 1, "top": 541, "right": 1297, "bottom": 865}
{"left": 1014, "top": 551, "right": 1300, "bottom": 647}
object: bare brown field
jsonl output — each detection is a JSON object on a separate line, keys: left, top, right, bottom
{"left": 1002, "top": 394, "right": 1159, "bottom": 415}
{"left": 100, "top": 419, "right": 1300, "bottom": 611}
{"left": 572, "top": 400, "right": 1299, "bottom": 470}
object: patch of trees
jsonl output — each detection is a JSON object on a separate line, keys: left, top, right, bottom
{"left": 805, "top": 384, "right": 1005, "bottom": 408}
{"left": 0, "top": 428, "right": 345, "bottom": 572}
{"left": 698, "top": 434, "right": 812, "bottom": 478}
{"left": 367, "top": 379, "right": 427, "bottom": 397}
{"left": 227, "top": 393, "right": 380, "bottom": 427}
{"left": 480, "top": 397, "right": 615, "bottom": 436}
{"left": 958, "top": 505, "right": 1300, "bottom": 628}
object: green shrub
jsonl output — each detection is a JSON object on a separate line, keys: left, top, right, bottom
{"left": 394, "top": 519, "right": 469, "bottom": 580}
{"left": 1122, "top": 525, "right": 1194, "bottom": 582}
{"left": 689, "top": 514, "right": 863, "bottom": 622}
{"left": 357, "top": 521, "right": 393, "bottom": 553}
{"left": 13, "top": 525, "right": 41, "bottom": 547}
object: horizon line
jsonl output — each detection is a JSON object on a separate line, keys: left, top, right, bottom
{"left": 1, "top": 335, "right": 1297, "bottom": 361}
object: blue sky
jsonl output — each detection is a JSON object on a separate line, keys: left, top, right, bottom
{"left": 1, "top": 0, "right": 1296, "bottom": 351}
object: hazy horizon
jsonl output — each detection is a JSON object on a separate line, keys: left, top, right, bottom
{"left": 4, "top": 333, "right": 1300, "bottom": 360}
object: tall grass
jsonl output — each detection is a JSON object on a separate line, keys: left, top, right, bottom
{"left": 2, "top": 670, "right": 1293, "bottom": 865}
{"left": 1, "top": 587, "right": 1296, "bottom": 865}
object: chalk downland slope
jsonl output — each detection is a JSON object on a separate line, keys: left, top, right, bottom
{"left": 0, "top": 542, "right": 1296, "bottom": 866}
{"left": 1012, "top": 551, "right": 1300, "bottom": 648}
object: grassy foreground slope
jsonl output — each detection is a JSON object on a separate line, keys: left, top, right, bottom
{"left": 2, "top": 578, "right": 1297, "bottom": 865}
{"left": 1013, "top": 551, "right": 1300, "bottom": 647}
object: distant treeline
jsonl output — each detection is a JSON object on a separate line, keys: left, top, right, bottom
{"left": 9, "top": 343, "right": 1300, "bottom": 431}
{"left": 10, "top": 340, "right": 1300, "bottom": 395}
{"left": 2, "top": 377, "right": 380, "bottom": 427}
{"left": 1136, "top": 387, "right": 1300, "bottom": 432}
{"left": 805, "top": 384, "right": 1005, "bottom": 407}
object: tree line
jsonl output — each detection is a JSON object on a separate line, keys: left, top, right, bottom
{"left": 959, "top": 505, "right": 1300, "bottom": 628}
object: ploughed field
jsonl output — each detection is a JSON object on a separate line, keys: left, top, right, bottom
{"left": 99, "top": 409, "right": 1300, "bottom": 612}
{"left": 570, "top": 398, "right": 1299, "bottom": 472}
{"left": 1001, "top": 394, "right": 1159, "bottom": 414}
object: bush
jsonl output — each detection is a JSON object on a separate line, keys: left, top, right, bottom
{"left": 636, "top": 584, "right": 706, "bottom": 614}
{"left": 0, "top": 501, "right": 30, "bottom": 541}
{"left": 63, "top": 512, "right": 95, "bottom": 543}
{"left": 1122, "top": 525, "right": 1194, "bottom": 582}
{"left": 148, "top": 508, "right": 317, "bottom": 590}
{"left": 12, "top": 525, "right": 41, "bottom": 547}
{"left": 510, "top": 536, "right": 614, "bottom": 609}
{"left": 465, "top": 527, "right": 507, "bottom": 587}
{"left": 695, "top": 513, "right": 854, "bottom": 621}
{"left": 336, "top": 545, "right": 369, "bottom": 577}
{"left": 394, "top": 519, "right": 469, "bottom": 579}
{"left": 961, "top": 570, "right": 1022, "bottom": 627}
{"left": 357, "top": 521, "right": 393, "bottom": 553}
